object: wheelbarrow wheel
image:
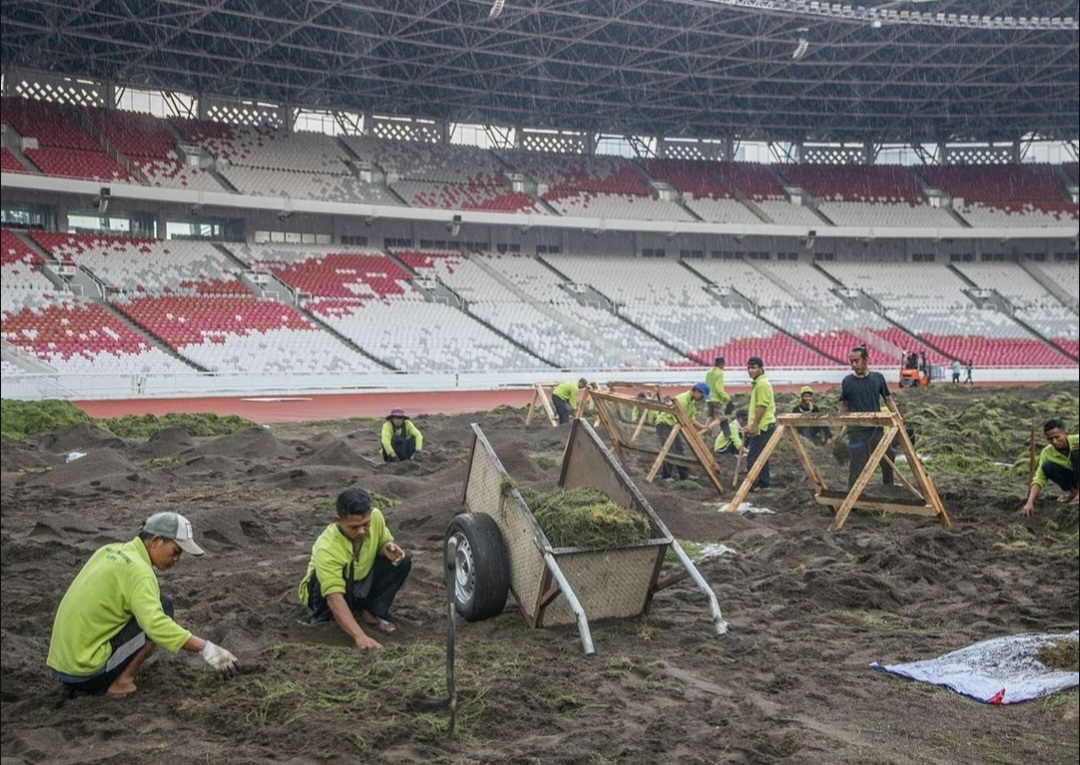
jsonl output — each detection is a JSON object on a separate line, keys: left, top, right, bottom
{"left": 444, "top": 513, "right": 510, "bottom": 622}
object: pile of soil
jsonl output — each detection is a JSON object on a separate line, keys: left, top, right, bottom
{"left": 1, "top": 383, "right": 1077, "bottom": 765}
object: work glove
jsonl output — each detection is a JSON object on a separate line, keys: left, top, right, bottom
{"left": 412, "top": 450, "right": 422, "bottom": 462}
{"left": 200, "top": 641, "right": 239, "bottom": 677}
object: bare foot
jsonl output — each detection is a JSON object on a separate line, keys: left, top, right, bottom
{"left": 106, "top": 677, "right": 137, "bottom": 698}
{"left": 361, "top": 611, "right": 398, "bottom": 634}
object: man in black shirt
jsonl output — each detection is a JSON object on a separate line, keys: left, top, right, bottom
{"left": 839, "top": 345, "right": 903, "bottom": 488}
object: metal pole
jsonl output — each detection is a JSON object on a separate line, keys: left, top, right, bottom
{"left": 445, "top": 537, "right": 458, "bottom": 737}
{"left": 667, "top": 540, "right": 729, "bottom": 636}
{"left": 542, "top": 552, "right": 595, "bottom": 655}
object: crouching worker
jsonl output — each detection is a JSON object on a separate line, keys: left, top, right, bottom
{"left": 47, "top": 512, "right": 239, "bottom": 698}
{"left": 1021, "top": 419, "right": 1079, "bottom": 518}
{"left": 381, "top": 409, "right": 423, "bottom": 462}
{"left": 299, "top": 487, "right": 411, "bottom": 650}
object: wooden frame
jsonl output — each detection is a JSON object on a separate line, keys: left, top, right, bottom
{"left": 588, "top": 387, "right": 725, "bottom": 495}
{"left": 524, "top": 381, "right": 589, "bottom": 428}
{"left": 724, "top": 411, "right": 952, "bottom": 531}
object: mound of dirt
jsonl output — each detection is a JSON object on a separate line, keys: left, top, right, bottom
{"left": 192, "top": 426, "right": 293, "bottom": 460}
{"left": 128, "top": 425, "right": 196, "bottom": 460}
{"left": 297, "top": 437, "right": 368, "bottom": 468}
{"left": 32, "top": 423, "right": 128, "bottom": 454}
{"left": 0, "top": 441, "right": 64, "bottom": 473}
{"left": 26, "top": 449, "right": 143, "bottom": 491}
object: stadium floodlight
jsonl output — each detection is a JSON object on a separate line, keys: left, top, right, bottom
{"left": 792, "top": 38, "right": 810, "bottom": 60}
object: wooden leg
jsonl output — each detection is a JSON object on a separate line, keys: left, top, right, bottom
{"left": 831, "top": 427, "right": 895, "bottom": 531}
{"left": 646, "top": 424, "right": 681, "bottom": 483}
{"left": 726, "top": 425, "right": 785, "bottom": 514}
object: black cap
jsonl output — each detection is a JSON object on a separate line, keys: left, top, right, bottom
{"left": 746, "top": 356, "right": 764, "bottom": 367}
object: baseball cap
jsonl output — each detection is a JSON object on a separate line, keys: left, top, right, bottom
{"left": 692, "top": 382, "right": 710, "bottom": 397}
{"left": 800, "top": 385, "right": 814, "bottom": 395}
{"left": 142, "top": 512, "right": 204, "bottom": 556}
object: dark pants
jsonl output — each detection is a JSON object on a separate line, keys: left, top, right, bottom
{"left": 552, "top": 395, "right": 573, "bottom": 424}
{"left": 382, "top": 435, "right": 417, "bottom": 462}
{"left": 306, "top": 555, "right": 412, "bottom": 623}
{"left": 746, "top": 423, "right": 775, "bottom": 488}
{"left": 849, "top": 429, "right": 896, "bottom": 488}
{"left": 1043, "top": 451, "right": 1080, "bottom": 493}
{"left": 59, "top": 596, "right": 174, "bottom": 696}
{"left": 656, "top": 422, "right": 689, "bottom": 480}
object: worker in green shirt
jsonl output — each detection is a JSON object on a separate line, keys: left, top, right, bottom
{"left": 1021, "top": 419, "right": 1079, "bottom": 517}
{"left": 745, "top": 356, "right": 776, "bottom": 489}
{"left": 47, "top": 512, "right": 239, "bottom": 698}
{"left": 713, "top": 408, "right": 744, "bottom": 456}
{"left": 705, "top": 356, "right": 729, "bottom": 421}
{"left": 381, "top": 408, "right": 423, "bottom": 461}
{"left": 551, "top": 378, "right": 588, "bottom": 424}
{"left": 655, "top": 382, "right": 710, "bottom": 482}
{"left": 299, "top": 487, "right": 411, "bottom": 650}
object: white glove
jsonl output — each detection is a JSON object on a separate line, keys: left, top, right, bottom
{"left": 199, "top": 641, "right": 239, "bottom": 677}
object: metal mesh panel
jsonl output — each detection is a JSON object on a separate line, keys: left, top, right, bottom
{"left": 463, "top": 427, "right": 546, "bottom": 624}
{"left": 541, "top": 546, "right": 662, "bottom": 625}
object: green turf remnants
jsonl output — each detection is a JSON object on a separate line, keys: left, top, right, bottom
{"left": 519, "top": 486, "right": 652, "bottom": 549}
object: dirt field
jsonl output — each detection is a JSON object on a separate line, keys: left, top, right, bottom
{"left": 2, "top": 383, "right": 1078, "bottom": 765}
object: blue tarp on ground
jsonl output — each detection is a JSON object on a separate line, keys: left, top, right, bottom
{"left": 871, "top": 630, "right": 1079, "bottom": 704}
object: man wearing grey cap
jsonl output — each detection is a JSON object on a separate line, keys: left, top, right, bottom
{"left": 47, "top": 512, "right": 239, "bottom": 697}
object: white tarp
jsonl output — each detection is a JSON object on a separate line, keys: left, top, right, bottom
{"left": 871, "top": 630, "right": 1079, "bottom": 704}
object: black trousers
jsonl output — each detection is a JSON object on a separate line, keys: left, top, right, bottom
{"left": 745, "top": 423, "right": 775, "bottom": 488}
{"left": 60, "top": 596, "right": 174, "bottom": 696}
{"left": 1043, "top": 451, "right": 1080, "bottom": 493}
{"left": 382, "top": 434, "right": 417, "bottom": 462}
{"left": 655, "top": 422, "right": 689, "bottom": 480}
{"left": 552, "top": 395, "right": 573, "bottom": 424}
{"left": 306, "top": 555, "right": 412, "bottom": 623}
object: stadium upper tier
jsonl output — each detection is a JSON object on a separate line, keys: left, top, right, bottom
{"left": 2, "top": 228, "right": 1076, "bottom": 378}
{"left": 3, "top": 99, "right": 1077, "bottom": 230}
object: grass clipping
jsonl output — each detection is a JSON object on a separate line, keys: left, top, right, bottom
{"left": 519, "top": 486, "right": 652, "bottom": 550}
{"left": 1035, "top": 639, "right": 1079, "bottom": 672}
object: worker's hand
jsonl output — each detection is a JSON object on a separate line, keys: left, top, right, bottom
{"left": 355, "top": 633, "right": 383, "bottom": 651}
{"left": 199, "top": 641, "right": 239, "bottom": 677}
{"left": 382, "top": 541, "right": 406, "bottom": 565}
{"left": 386, "top": 454, "right": 399, "bottom": 463}
{"left": 1020, "top": 502, "right": 1035, "bottom": 518}
{"left": 412, "top": 450, "right": 422, "bottom": 462}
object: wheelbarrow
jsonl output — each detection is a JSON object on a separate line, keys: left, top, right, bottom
{"left": 444, "top": 418, "right": 728, "bottom": 654}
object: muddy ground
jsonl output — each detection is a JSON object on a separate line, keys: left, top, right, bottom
{"left": 1, "top": 383, "right": 1078, "bottom": 765}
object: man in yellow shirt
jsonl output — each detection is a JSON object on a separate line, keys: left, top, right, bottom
{"left": 1021, "top": 419, "right": 1079, "bottom": 517}
{"left": 705, "top": 357, "right": 729, "bottom": 420}
{"left": 655, "top": 382, "right": 710, "bottom": 482}
{"left": 745, "top": 356, "right": 776, "bottom": 489}
{"left": 380, "top": 409, "right": 424, "bottom": 462}
{"left": 551, "top": 378, "right": 588, "bottom": 424}
{"left": 47, "top": 512, "right": 239, "bottom": 697}
{"left": 299, "top": 487, "right": 411, "bottom": 650}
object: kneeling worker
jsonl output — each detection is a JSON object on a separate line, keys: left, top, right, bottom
{"left": 47, "top": 512, "right": 239, "bottom": 698}
{"left": 1021, "top": 418, "right": 1079, "bottom": 517}
{"left": 792, "top": 386, "right": 833, "bottom": 446}
{"left": 381, "top": 409, "right": 423, "bottom": 462}
{"left": 299, "top": 487, "right": 411, "bottom": 650}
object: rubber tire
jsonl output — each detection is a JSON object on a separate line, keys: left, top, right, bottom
{"left": 444, "top": 513, "right": 510, "bottom": 622}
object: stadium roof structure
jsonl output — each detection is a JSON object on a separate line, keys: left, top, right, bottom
{"left": 2, "top": 0, "right": 1078, "bottom": 145}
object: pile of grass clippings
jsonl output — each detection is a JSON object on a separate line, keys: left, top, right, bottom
{"left": 1, "top": 399, "right": 255, "bottom": 441}
{"left": 519, "top": 486, "right": 652, "bottom": 550}
{"left": 1035, "top": 639, "right": 1079, "bottom": 671}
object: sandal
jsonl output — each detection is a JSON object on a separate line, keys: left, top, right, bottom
{"left": 362, "top": 613, "right": 398, "bottom": 634}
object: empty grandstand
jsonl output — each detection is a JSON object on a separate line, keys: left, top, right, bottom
{"left": 1, "top": 1, "right": 1076, "bottom": 398}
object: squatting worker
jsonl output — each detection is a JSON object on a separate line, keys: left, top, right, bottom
{"left": 299, "top": 487, "right": 411, "bottom": 650}
{"left": 1021, "top": 419, "right": 1079, "bottom": 518}
{"left": 551, "top": 378, "right": 588, "bottom": 424}
{"left": 839, "top": 345, "right": 903, "bottom": 488}
{"left": 381, "top": 408, "right": 423, "bottom": 462}
{"left": 47, "top": 512, "right": 239, "bottom": 698}
{"left": 744, "top": 356, "right": 776, "bottom": 490}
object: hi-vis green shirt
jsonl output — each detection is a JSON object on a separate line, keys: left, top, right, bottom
{"left": 47, "top": 537, "right": 191, "bottom": 678}
{"left": 1032, "top": 435, "right": 1079, "bottom": 488}
{"left": 748, "top": 374, "right": 776, "bottom": 429}
{"left": 298, "top": 510, "right": 394, "bottom": 605}
{"left": 552, "top": 380, "right": 580, "bottom": 409}
{"left": 705, "top": 367, "right": 728, "bottom": 404}
{"left": 380, "top": 419, "right": 423, "bottom": 455}
{"left": 656, "top": 390, "right": 696, "bottom": 427}
{"left": 714, "top": 425, "right": 743, "bottom": 452}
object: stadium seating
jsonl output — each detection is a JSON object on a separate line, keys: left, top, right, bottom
{"left": 921, "top": 164, "right": 1079, "bottom": 227}
{"left": 237, "top": 244, "right": 411, "bottom": 299}
{"left": 1, "top": 147, "right": 28, "bottom": 173}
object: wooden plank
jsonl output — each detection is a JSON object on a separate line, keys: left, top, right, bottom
{"left": 787, "top": 425, "right": 827, "bottom": 492}
{"left": 831, "top": 425, "right": 896, "bottom": 531}
{"left": 814, "top": 495, "right": 939, "bottom": 517}
{"left": 891, "top": 416, "right": 952, "bottom": 529}
{"left": 672, "top": 396, "right": 724, "bottom": 494}
{"left": 879, "top": 452, "right": 923, "bottom": 500}
{"left": 726, "top": 424, "right": 786, "bottom": 514}
{"left": 646, "top": 422, "right": 681, "bottom": 483}
{"left": 775, "top": 413, "right": 902, "bottom": 428}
